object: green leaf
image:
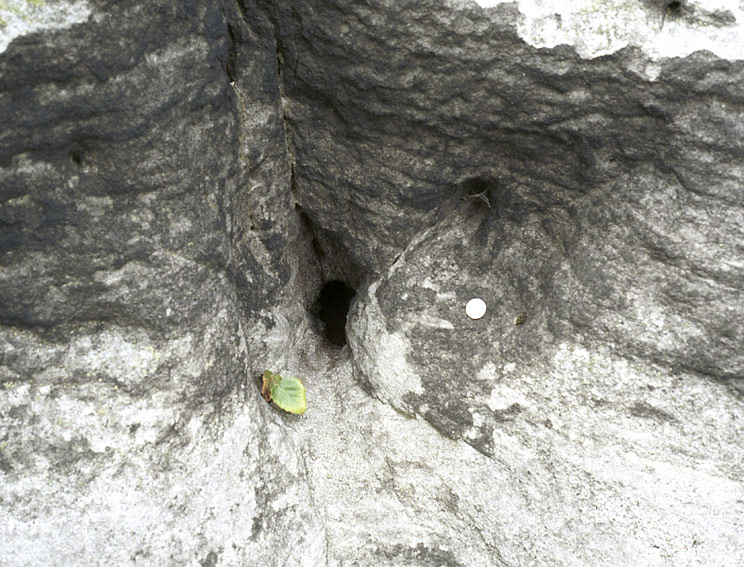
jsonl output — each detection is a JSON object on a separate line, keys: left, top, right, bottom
{"left": 269, "top": 375, "right": 307, "bottom": 415}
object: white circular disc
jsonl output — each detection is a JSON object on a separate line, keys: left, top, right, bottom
{"left": 466, "top": 298, "right": 487, "bottom": 320}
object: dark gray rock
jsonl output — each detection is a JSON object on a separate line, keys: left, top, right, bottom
{"left": 2, "top": 0, "right": 743, "bottom": 566}
{"left": 274, "top": 0, "right": 744, "bottom": 388}
{"left": 273, "top": 0, "right": 744, "bottom": 564}
{"left": 1, "top": 1, "right": 323, "bottom": 565}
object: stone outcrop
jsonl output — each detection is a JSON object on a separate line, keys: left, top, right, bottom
{"left": 2, "top": 1, "right": 743, "bottom": 566}
{"left": 1, "top": 1, "right": 323, "bottom": 565}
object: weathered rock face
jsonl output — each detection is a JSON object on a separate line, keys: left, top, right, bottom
{"left": 1, "top": 1, "right": 324, "bottom": 565}
{"left": 274, "top": 0, "right": 744, "bottom": 386}
{"left": 277, "top": 0, "right": 744, "bottom": 564}
{"left": 2, "top": 0, "right": 743, "bottom": 566}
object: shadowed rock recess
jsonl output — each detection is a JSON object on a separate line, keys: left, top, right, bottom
{"left": 1, "top": 1, "right": 743, "bottom": 566}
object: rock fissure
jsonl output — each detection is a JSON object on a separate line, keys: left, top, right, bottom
{"left": 2, "top": 1, "right": 744, "bottom": 566}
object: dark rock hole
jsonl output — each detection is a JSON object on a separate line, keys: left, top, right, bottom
{"left": 317, "top": 280, "right": 355, "bottom": 346}
{"left": 666, "top": 1, "right": 681, "bottom": 12}
{"left": 664, "top": 1, "right": 683, "bottom": 19}
{"left": 461, "top": 176, "right": 497, "bottom": 209}
{"left": 69, "top": 150, "right": 82, "bottom": 166}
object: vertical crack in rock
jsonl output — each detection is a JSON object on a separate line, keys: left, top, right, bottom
{"left": 273, "top": 15, "right": 297, "bottom": 200}
{"left": 2, "top": 1, "right": 744, "bottom": 566}
{"left": 264, "top": 1, "right": 369, "bottom": 350}
{"left": 295, "top": 203, "right": 367, "bottom": 347}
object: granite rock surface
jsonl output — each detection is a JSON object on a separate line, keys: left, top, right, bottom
{"left": 1, "top": 1, "right": 323, "bottom": 565}
{"left": 2, "top": 0, "right": 743, "bottom": 566}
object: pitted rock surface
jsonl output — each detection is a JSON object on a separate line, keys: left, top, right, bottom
{"left": 2, "top": 1, "right": 743, "bottom": 566}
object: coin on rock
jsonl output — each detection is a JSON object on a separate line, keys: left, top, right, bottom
{"left": 466, "top": 298, "right": 487, "bottom": 320}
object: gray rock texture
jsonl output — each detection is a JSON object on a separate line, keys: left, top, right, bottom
{"left": 2, "top": 0, "right": 743, "bottom": 566}
{"left": 1, "top": 1, "right": 323, "bottom": 565}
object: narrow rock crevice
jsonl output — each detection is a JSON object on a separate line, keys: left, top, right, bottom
{"left": 315, "top": 280, "right": 356, "bottom": 347}
{"left": 295, "top": 204, "right": 367, "bottom": 348}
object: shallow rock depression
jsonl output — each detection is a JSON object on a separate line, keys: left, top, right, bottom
{"left": 1, "top": 1, "right": 743, "bottom": 566}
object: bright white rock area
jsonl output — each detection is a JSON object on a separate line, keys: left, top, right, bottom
{"left": 0, "top": 0, "right": 92, "bottom": 54}
{"left": 471, "top": 0, "right": 744, "bottom": 61}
